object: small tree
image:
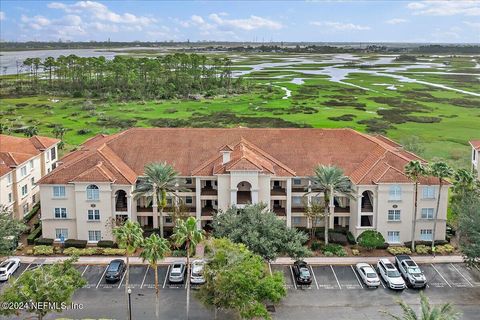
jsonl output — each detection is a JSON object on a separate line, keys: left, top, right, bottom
{"left": 456, "top": 192, "right": 480, "bottom": 267}
{"left": 357, "top": 230, "right": 385, "bottom": 251}
{"left": 197, "top": 238, "right": 286, "bottom": 320}
{"left": 0, "top": 256, "right": 86, "bottom": 320}
{"left": 23, "top": 125, "right": 39, "bottom": 137}
{"left": 382, "top": 291, "right": 461, "bottom": 320}
{"left": 0, "top": 205, "right": 27, "bottom": 255}
{"left": 303, "top": 197, "right": 324, "bottom": 239}
{"left": 213, "top": 203, "right": 310, "bottom": 261}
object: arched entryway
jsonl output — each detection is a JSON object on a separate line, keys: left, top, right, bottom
{"left": 361, "top": 191, "right": 374, "bottom": 212}
{"left": 237, "top": 181, "right": 252, "bottom": 204}
{"left": 115, "top": 190, "right": 128, "bottom": 212}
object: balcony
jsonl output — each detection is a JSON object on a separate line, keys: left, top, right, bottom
{"left": 271, "top": 187, "right": 286, "bottom": 196}
{"left": 291, "top": 207, "right": 306, "bottom": 213}
{"left": 334, "top": 206, "right": 350, "bottom": 213}
{"left": 201, "top": 206, "right": 215, "bottom": 217}
{"left": 292, "top": 187, "right": 307, "bottom": 193}
{"left": 137, "top": 206, "right": 152, "bottom": 213}
{"left": 201, "top": 187, "right": 217, "bottom": 196}
{"left": 115, "top": 206, "right": 128, "bottom": 212}
{"left": 273, "top": 207, "right": 286, "bottom": 216}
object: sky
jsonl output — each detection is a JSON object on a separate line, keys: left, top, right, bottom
{"left": 0, "top": 0, "right": 479, "bottom": 43}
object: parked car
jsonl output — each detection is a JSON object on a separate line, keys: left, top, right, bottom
{"left": 169, "top": 262, "right": 186, "bottom": 283}
{"left": 190, "top": 259, "right": 205, "bottom": 285}
{"left": 377, "top": 258, "right": 406, "bottom": 290}
{"left": 0, "top": 258, "right": 21, "bottom": 281}
{"left": 105, "top": 259, "right": 126, "bottom": 283}
{"left": 395, "top": 255, "right": 427, "bottom": 288}
{"left": 355, "top": 263, "right": 380, "bottom": 288}
{"left": 292, "top": 260, "right": 312, "bottom": 285}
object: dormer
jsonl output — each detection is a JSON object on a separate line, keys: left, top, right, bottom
{"left": 219, "top": 145, "right": 233, "bottom": 165}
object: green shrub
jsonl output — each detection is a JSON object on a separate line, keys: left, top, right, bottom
{"left": 172, "top": 249, "right": 186, "bottom": 257}
{"left": 34, "top": 238, "right": 54, "bottom": 246}
{"left": 102, "top": 248, "right": 126, "bottom": 256}
{"left": 27, "top": 225, "right": 42, "bottom": 245}
{"left": 436, "top": 244, "right": 455, "bottom": 254}
{"left": 64, "top": 239, "right": 87, "bottom": 248}
{"left": 352, "top": 249, "right": 360, "bottom": 256}
{"left": 415, "top": 245, "right": 431, "bottom": 254}
{"left": 346, "top": 231, "right": 356, "bottom": 245}
{"left": 324, "top": 251, "right": 334, "bottom": 257}
{"left": 64, "top": 247, "right": 98, "bottom": 256}
{"left": 310, "top": 241, "right": 323, "bottom": 251}
{"left": 387, "top": 246, "right": 412, "bottom": 255}
{"left": 323, "top": 244, "right": 346, "bottom": 256}
{"left": 97, "top": 240, "right": 117, "bottom": 248}
{"left": 23, "top": 203, "right": 40, "bottom": 223}
{"left": 329, "top": 232, "right": 348, "bottom": 245}
{"left": 357, "top": 230, "right": 385, "bottom": 250}
{"left": 33, "top": 245, "right": 54, "bottom": 255}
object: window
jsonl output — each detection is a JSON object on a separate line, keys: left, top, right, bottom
{"left": 31, "top": 177, "right": 35, "bottom": 185}
{"left": 20, "top": 166, "right": 27, "bottom": 177}
{"left": 473, "top": 149, "right": 476, "bottom": 161}
{"left": 88, "top": 209, "right": 100, "bottom": 221}
{"left": 88, "top": 231, "right": 101, "bottom": 242}
{"left": 50, "top": 147, "right": 56, "bottom": 160}
{"left": 185, "top": 178, "right": 192, "bottom": 184}
{"left": 292, "top": 217, "right": 302, "bottom": 225}
{"left": 86, "top": 185, "right": 99, "bottom": 201}
{"left": 55, "top": 228, "right": 68, "bottom": 240}
{"left": 165, "top": 216, "right": 173, "bottom": 224}
{"left": 389, "top": 185, "right": 402, "bottom": 201}
{"left": 311, "top": 196, "right": 321, "bottom": 205}
{"left": 293, "top": 178, "right": 302, "bottom": 185}
{"left": 21, "top": 185, "right": 28, "bottom": 196}
{"left": 29, "top": 160, "right": 34, "bottom": 170}
{"left": 46, "top": 151, "right": 50, "bottom": 161}
{"left": 32, "top": 194, "right": 36, "bottom": 204}
{"left": 53, "top": 186, "right": 66, "bottom": 198}
{"left": 421, "top": 208, "right": 434, "bottom": 219}
{"left": 23, "top": 203, "right": 29, "bottom": 215}
{"left": 420, "top": 229, "right": 433, "bottom": 241}
{"left": 185, "top": 196, "right": 193, "bottom": 204}
{"left": 7, "top": 173, "right": 12, "bottom": 184}
{"left": 292, "top": 196, "right": 302, "bottom": 205}
{"left": 166, "top": 198, "right": 173, "bottom": 205}
{"left": 8, "top": 193, "right": 12, "bottom": 203}
{"left": 422, "top": 186, "right": 435, "bottom": 199}
{"left": 387, "top": 231, "right": 400, "bottom": 243}
{"left": 54, "top": 208, "right": 67, "bottom": 219}
{"left": 388, "top": 210, "right": 401, "bottom": 221}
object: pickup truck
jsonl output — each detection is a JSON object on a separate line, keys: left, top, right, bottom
{"left": 395, "top": 255, "right": 427, "bottom": 288}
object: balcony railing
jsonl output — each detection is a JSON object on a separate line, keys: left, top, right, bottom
{"left": 271, "top": 187, "right": 286, "bottom": 196}
{"left": 273, "top": 207, "right": 286, "bottom": 216}
{"left": 291, "top": 207, "right": 305, "bottom": 213}
{"left": 201, "top": 187, "right": 218, "bottom": 196}
{"left": 292, "top": 187, "right": 307, "bottom": 193}
{"left": 201, "top": 206, "right": 215, "bottom": 216}
{"left": 334, "top": 206, "right": 350, "bottom": 213}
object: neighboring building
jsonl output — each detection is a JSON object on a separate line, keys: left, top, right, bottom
{"left": 38, "top": 128, "right": 449, "bottom": 245}
{"left": 0, "top": 134, "right": 60, "bottom": 218}
{"left": 469, "top": 140, "right": 480, "bottom": 180}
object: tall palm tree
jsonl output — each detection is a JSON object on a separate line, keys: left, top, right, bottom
{"left": 429, "top": 162, "right": 453, "bottom": 253}
{"left": 172, "top": 217, "right": 205, "bottom": 320}
{"left": 112, "top": 220, "right": 144, "bottom": 320}
{"left": 452, "top": 168, "right": 476, "bottom": 201}
{"left": 309, "top": 165, "right": 355, "bottom": 245}
{"left": 383, "top": 292, "right": 461, "bottom": 320}
{"left": 405, "top": 160, "right": 428, "bottom": 252}
{"left": 140, "top": 233, "right": 170, "bottom": 318}
{"left": 133, "top": 162, "right": 181, "bottom": 238}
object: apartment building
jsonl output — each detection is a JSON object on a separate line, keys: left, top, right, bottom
{"left": 469, "top": 140, "right": 480, "bottom": 180}
{"left": 38, "top": 128, "right": 448, "bottom": 245}
{"left": 0, "top": 134, "right": 60, "bottom": 218}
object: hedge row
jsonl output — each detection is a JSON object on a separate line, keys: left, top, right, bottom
{"left": 28, "top": 247, "right": 127, "bottom": 256}
{"left": 34, "top": 238, "right": 54, "bottom": 246}
{"left": 64, "top": 239, "right": 88, "bottom": 248}
{"left": 26, "top": 225, "right": 42, "bottom": 245}
{"left": 403, "top": 240, "right": 449, "bottom": 248}
{"left": 23, "top": 203, "right": 40, "bottom": 223}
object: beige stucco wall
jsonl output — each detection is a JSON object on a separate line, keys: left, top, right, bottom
{"left": 216, "top": 175, "right": 230, "bottom": 211}
{"left": 258, "top": 174, "right": 271, "bottom": 208}
{"left": 40, "top": 184, "right": 77, "bottom": 240}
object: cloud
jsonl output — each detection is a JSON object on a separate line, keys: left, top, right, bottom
{"left": 310, "top": 21, "right": 370, "bottom": 31}
{"left": 0, "top": 11, "right": 5, "bottom": 21}
{"left": 385, "top": 18, "right": 408, "bottom": 24}
{"left": 407, "top": 1, "right": 480, "bottom": 16}
{"left": 20, "top": 14, "right": 86, "bottom": 38}
{"left": 208, "top": 13, "right": 282, "bottom": 30}
{"left": 464, "top": 21, "right": 480, "bottom": 28}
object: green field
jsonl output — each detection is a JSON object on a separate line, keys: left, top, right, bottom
{"left": 1, "top": 53, "right": 479, "bottom": 168}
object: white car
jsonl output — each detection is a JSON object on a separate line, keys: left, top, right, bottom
{"left": 0, "top": 258, "right": 21, "bottom": 281}
{"left": 190, "top": 259, "right": 205, "bottom": 285}
{"left": 355, "top": 263, "right": 380, "bottom": 288}
{"left": 377, "top": 258, "right": 406, "bottom": 290}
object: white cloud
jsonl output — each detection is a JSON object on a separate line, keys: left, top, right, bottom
{"left": 20, "top": 14, "right": 86, "bottom": 38}
{"left": 385, "top": 18, "right": 408, "bottom": 24}
{"left": 310, "top": 21, "right": 371, "bottom": 31}
{"left": 464, "top": 21, "right": 480, "bottom": 28}
{"left": 407, "top": 1, "right": 480, "bottom": 16}
{"left": 0, "top": 11, "right": 5, "bottom": 21}
{"left": 208, "top": 13, "right": 282, "bottom": 30}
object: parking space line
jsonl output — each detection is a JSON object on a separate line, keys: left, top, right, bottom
{"left": 20, "top": 264, "right": 31, "bottom": 276}
{"left": 163, "top": 265, "right": 171, "bottom": 289}
{"left": 431, "top": 264, "right": 451, "bottom": 288}
{"left": 118, "top": 269, "right": 127, "bottom": 289}
{"left": 309, "top": 266, "right": 319, "bottom": 290}
{"left": 96, "top": 266, "right": 108, "bottom": 289}
{"left": 330, "top": 265, "right": 341, "bottom": 290}
{"left": 351, "top": 265, "right": 363, "bottom": 289}
{"left": 81, "top": 265, "right": 88, "bottom": 277}
{"left": 451, "top": 263, "right": 474, "bottom": 287}
{"left": 140, "top": 265, "right": 150, "bottom": 289}
{"left": 289, "top": 266, "right": 297, "bottom": 290}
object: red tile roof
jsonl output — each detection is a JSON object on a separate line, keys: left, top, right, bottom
{"left": 0, "top": 134, "right": 59, "bottom": 177}
{"left": 38, "top": 128, "right": 443, "bottom": 185}
{"left": 470, "top": 140, "right": 480, "bottom": 151}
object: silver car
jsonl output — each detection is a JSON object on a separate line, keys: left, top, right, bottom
{"left": 355, "top": 263, "right": 380, "bottom": 288}
{"left": 168, "top": 262, "right": 186, "bottom": 283}
{"left": 0, "top": 258, "right": 21, "bottom": 281}
{"left": 377, "top": 258, "right": 406, "bottom": 290}
{"left": 190, "top": 259, "right": 205, "bottom": 285}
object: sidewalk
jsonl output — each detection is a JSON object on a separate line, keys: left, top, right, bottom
{"left": 9, "top": 255, "right": 465, "bottom": 265}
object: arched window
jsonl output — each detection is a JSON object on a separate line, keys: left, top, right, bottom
{"left": 86, "top": 184, "right": 99, "bottom": 201}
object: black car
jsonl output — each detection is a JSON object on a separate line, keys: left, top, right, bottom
{"left": 105, "top": 259, "right": 126, "bottom": 283}
{"left": 292, "top": 260, "right": 312, "bottom": 285}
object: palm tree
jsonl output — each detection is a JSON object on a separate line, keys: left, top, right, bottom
{"left": 140, "top": 233, "right": 170, "bottom": 318}
{"left": 309, "top": 165, "right": 355, "bottom": 245}
{"left": 452, "top": 169, "right": 476, "bottom": 202}
{"left": 172, "top": 217, "right": 205, "bottom": 320}
{"left": 133, "top": 162, "right": 182, "bottom": 238}
{"left": 405, "top": 160, "right": 428, "bottom": 252}
{"left": 112, "top": 220, "right": 144, "bottom": 320}
{"left": 383, "top": 292, "right": 461, "bottom": 320}
{"left": 24, "top": 126, "right": 38, "bottom": 137}
{"left": 52, "top": 125, "right": 67, "bottom": 140}
{"left": 429, "top": 162, "right": 453, "bottom": 253}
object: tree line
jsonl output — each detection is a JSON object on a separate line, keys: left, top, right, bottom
{"left": 10, "top": 53, "right": 246, "bottom": 100}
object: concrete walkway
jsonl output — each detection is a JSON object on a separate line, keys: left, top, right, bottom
{"left": 8, "top": 254, "right": 465, "bottom": 265}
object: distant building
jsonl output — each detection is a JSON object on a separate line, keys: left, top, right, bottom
{"left": 469, "top": 140, "right": 480, "bottom": 180}
{"left": 0, "top": 134, "right": 60, "bottom": 218}
{"left": 38, "top": 128, "right": 448, "bottom": 245}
